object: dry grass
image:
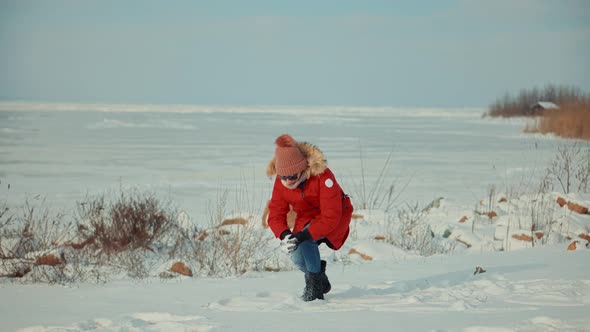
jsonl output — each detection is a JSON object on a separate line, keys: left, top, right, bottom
{"left": 525, "top": 102, "right": 590, "bottom": 140}
{"left": 0, "top": 184, "right": 279, "bottom": 283}
{"left": 189, "top": 189, "right": 274, "bottom": 277}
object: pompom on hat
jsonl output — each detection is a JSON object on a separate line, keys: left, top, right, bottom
{"left": 274, "top": 134, "right": 308, "bottom": 177}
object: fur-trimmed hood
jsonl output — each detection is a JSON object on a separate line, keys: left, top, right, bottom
{"left": 266, "top": 141, "right": 327, "bottom": 178}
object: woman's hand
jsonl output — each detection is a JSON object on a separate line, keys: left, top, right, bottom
{"left": 284, "top": 229, "right": 311, "bottom": 253}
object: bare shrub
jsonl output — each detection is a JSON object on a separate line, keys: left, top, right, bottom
{"left": 164, "top": 172, "right": 280, "bottom": 276}
{"left": 1, "top": 183, "right": 278, "bottom": 282}
{"left": 528, "top": 195, "right": 560, "bottom": 246}
{"left": 502, "top": 192, "right": 563, "bottom": 250}
{"left": 190, "top": 189, "right": 274, "bottom": 277}
{"left": 543, "top": 142, "right": 590, "bottom": 194}
{"left": 165, "top": 211, "right": 200, "bottom": 261}
{"left": 385, "top": 202, "right": 455, "bottom": 256}
{"left": 74, "top": 189, "right": 178, "bottom": 279}
{"left": 538, "top": 170, "right": 555, "bottom": 194}
{"left": 0, "top": 196, "right": 76, "bottom": 284}
{"left": 111, "top": 249, "right": 155, "bottom": 279}
{"left": 75, "top": 190, "right": 176, "bottom": 256}
{"left": 577, "top": 146, "right": 590, "bottom": 193}
{"left": 57, "top": 247, "right": 106, "bottom": 283}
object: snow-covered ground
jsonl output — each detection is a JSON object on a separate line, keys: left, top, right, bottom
{"left": 1, "top": 104, "right": 589, "bottom": 331}
{"left": 2, "top": 192, "right": 590, "bottom": 332}
{"left": 2, "top": 241, "right": 588, "bottom": 331}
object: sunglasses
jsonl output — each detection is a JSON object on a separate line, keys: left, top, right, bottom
{"left": 278, "top": 172, "right": 301, "bottom": 181}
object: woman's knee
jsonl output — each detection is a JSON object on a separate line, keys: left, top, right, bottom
{"left": 290, "top": 248, "right": 307, "bottom": 272}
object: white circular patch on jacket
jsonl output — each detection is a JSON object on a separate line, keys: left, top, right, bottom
{"left": 325, "top": 179, "right": 334, "bottom": 188}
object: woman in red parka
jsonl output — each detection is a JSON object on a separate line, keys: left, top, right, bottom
{"left": 266, "top": 134, "right": 353, "bottom": 301}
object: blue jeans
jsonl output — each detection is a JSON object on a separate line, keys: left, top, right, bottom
{"left": 291, "top": 239, "right": 321, "bottom": 273}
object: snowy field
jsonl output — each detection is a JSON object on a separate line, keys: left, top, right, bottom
{"left": 2, "top": 245, "right": 589, "bottom": 332}
{"left": 1, "top": 103, "right": 589, "bottom": 331}
{"left": 0, "top": 102, "right": 563, "bottom": 218}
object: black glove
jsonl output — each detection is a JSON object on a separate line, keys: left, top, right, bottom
{"left": 279, "top": 230, "right": 292, "bottom": 240}
{"left": 285, "top": 229, "right": 312, "bottom": 253}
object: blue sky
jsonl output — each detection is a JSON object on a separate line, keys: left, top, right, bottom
{"left": 1, "top": 0, "right": 589, "bottom": 107}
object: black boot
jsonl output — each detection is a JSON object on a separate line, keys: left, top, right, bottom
{"left": 302, "top": 272, "right": 324, "bottom": 301}
{"left": 320, "top": 260, "right": 331, "bottom": 294}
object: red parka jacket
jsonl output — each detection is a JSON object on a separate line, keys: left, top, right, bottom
{"left": 266, "top": 141, "right": 353, "bottom": 250}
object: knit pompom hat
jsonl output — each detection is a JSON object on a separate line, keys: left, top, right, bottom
{"left": 274, "top": 134, "right": 308, "bottom": 176}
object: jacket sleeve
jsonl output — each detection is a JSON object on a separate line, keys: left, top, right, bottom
{"left": 267, "top": 177, "right": 292, "bottom": 239}
{"left": 307, "top": 170, "right": 343, "bottom": 240}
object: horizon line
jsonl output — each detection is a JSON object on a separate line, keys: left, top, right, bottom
{"left": 0, "top": 100, "right": 486, "bottom": 113}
